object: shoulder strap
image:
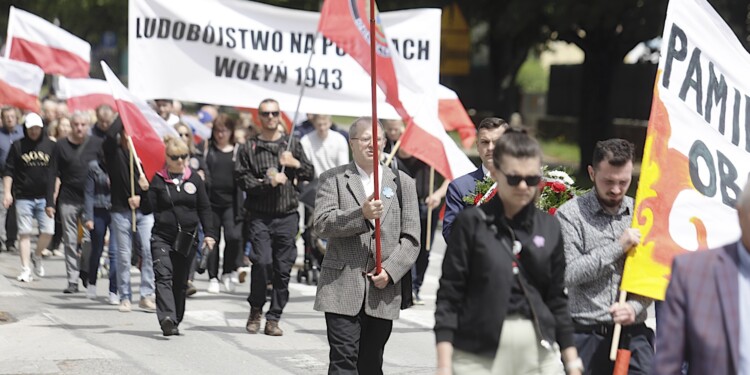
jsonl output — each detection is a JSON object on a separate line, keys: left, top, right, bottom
{"left": 163, "top": 179, "right": 183, "bottom": 231}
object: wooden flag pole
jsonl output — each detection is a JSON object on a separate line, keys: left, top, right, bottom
{"left": 370, "top": 0, "right": 382, "bottom": 275}
{"left": 384, "top": 139, "right": 401, "bottom": 167}
{"left": 129, "top": 138, "right": 137, "bottom": 233}
{"left": 609, "top": 290, "right": 628, "bottom": 361}
{"left": 426, "top": 167, "right": 435, "bottom": 251}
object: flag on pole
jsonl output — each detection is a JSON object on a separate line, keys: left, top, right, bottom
{"left": 438, "top": 84, "right": 476, "bottom": 150}
{"left": 57, "top": 77, "right": 117, "bottom": 112}
{"left": 5, "top": 6, "right": 91, "bottom": 78}
{"left": 101, "top": 61, "right": 178, "bottom": 180}
{"left": 0, "top": 58, "right": 44, "bottom": 112}
{"left": 319, "top": 0, "right": 474, "bottom": 181}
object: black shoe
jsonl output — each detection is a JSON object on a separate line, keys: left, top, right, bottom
{"left": 63, "top": 283, "right": 79, "bottom": 294}
{"left": 160, "top": 317, "right": 180, "bottom": 336}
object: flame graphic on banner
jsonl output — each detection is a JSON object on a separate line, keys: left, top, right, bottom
{"left": 621, "top": 73, "right": 706, "bottom": 300}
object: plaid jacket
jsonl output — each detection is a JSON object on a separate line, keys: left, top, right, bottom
{"left": 654, "top": 243, "right": 741, "bottom": 374}
{"left": 313, "top": 162, "right": 420, "bottom": 320}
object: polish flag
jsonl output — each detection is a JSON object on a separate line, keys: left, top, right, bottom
{"left": 57, "top": 77, "right": 116, "bottom": 112}
{"left": 101, "top": 62, "right": 178, "bottom": 179}
{"left": 319, "top": 0, "right": 474, "bottom": 180}
{"left": 0, "top": 58, "right": 44, "bottom": 112}
{"left": 5, "top": 6, "right": 91, "bottom": 78}
{"left": 438, "top": 85, "right": 476, "bottom": 150}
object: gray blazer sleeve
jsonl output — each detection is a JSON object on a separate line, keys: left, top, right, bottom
{"left": 381, "top": 172, "right": 420, "bottom": 283}
{"left": 314, "top": 169, "right": 370, "bottom": 239}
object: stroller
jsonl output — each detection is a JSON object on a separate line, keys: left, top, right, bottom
{"left": 297, "top": 179, "right": 325, "bottom": 285}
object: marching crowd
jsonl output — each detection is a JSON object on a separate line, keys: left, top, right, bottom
{"left": 1, "top": 96, "right": 747, "bottom": 375}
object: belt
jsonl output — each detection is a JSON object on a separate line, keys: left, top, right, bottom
{"left": 574, "top": 322, "right": 648, "bottom": 336}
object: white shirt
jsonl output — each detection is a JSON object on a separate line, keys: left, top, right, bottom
{"left": 301, "top": 131, "right": 349, "bottom": 178}
{"left": 482, "top": 164, "right": 492, "bottom": 178}
{"left": 356, "top": 162, "right": 383, "bottom": 226}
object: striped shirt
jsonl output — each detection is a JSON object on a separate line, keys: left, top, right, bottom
{"left": 556, "top": 190, "right": 651, "bottom": 325}
{"left": 235, "top": 135, "right": 314, "bottom": 216}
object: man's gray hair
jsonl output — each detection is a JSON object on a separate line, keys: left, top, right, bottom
{"left": 70, "top": 110, "right": 90, "bottom": 124}
{"left": 349, "top": 117, "right": 384, "bottom": 139}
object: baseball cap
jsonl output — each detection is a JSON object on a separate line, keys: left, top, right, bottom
{"left": 24, "top": 113, "right": 43, "bottom": 128}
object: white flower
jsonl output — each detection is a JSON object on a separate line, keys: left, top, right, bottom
{"left": 546, "top": 170, "right": 575, "bottom": 185}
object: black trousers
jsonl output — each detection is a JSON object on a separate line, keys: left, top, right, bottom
{"left": 412, "top": 203, "right": 438, "bottom": 294}
{"left": 325, "top": 308, "right": 393, "bottom": 375}
{"left": 152, "top": 235, "right": 195, "bottom": 325}
{"left": 5, "top": 203, "right": 17, "bottom": 247}
{"left": 207, "top": 206, "right": 242, "bottom": 279}
{"left": 574, "top": 323, "right": 654, "bottom": 375}
{"left": 245, "top": 212, "right": 298, "bottom": 321}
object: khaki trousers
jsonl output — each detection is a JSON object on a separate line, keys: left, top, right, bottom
{"left": 453, "top": 316, "right": 564, "bottom": 375}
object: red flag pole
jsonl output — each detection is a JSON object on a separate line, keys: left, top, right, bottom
{"left": 370, "top": 0, "right": 382, "bottom": 275}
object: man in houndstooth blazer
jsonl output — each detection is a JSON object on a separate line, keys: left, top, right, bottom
{"left": 314, "top": 117, "right": 420, "bottom": 375}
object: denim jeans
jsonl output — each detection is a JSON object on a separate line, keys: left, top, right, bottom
{"left": 15, "top": 198, "right": 54, "bottom": 234}
{"left": 89, "top": 207, "right": 118, "bottom": 293}
{"left": 111, "top": 210, "right": 155, "bottom": 301}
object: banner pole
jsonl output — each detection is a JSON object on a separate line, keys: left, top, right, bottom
{"left": 280, "top": 32, "right": 320, "bottom": 175}
{"left": 370, "top": 0, "right": 382, "bottom": 275}
{"left": 383, "top": 139, "right": 401, "bottom": 167}
{"left": 609, "top": 290, "right": 628, "bottom": 361}
{"left": 426, "top": 167, "right": 435, "bottom": 251}
{"left": 129, "top": 138, "right": 137, "bottom": 233}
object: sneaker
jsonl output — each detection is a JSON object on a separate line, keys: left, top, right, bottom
{"left": 412, "top": 291, "right": 424, "bottom": 306}
{"left": 31, "top": 256, "right": 45, "bottom": 277}
{"left": 63, "top": 283, "right": 78, "bottom": 294}
{"left": 264, "top": 320, "right": 283, "bottom": 336}
{"left": 160, "top": 317, "right": 180, "bottom": 336}
{"left": 139, "top": 296, "right": 156, "bottom": 312}
{"left": 52, "top": 249, "right": 64, "bottom": 257}
{"left": 108, "top": 292, "right": 119, "bottom": 305}
{"left": 40, "top": 249, "right": 52, "bottom": 258}
{"left": 86, "top": 284, "right": 97, "bottom": 300}
{"left": 186, "top": 281, "right": 197, "bottom": 297}
{"left": 238, "top": 267, "right": 249, "bottom": 284}
{"left": 16, "top": 267, "right": 33, "bottom": 282}
{"left": 245, "top": 307, "right": 262, "bottom": 334}
{"left": 207, "top": 278, "right": 220, "bottom": 294}
{"left": 119, "top": 299, "right": 132, "bottom": 312}
{"left": 221, "top": 274, "right": 235, "bottom": 293}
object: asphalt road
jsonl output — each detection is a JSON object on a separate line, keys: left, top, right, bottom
{"left": 0, "top": 233, "right": 447, "bottom": 375}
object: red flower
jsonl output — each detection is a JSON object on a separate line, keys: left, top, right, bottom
{"left": 473, "top": 193, "right": 483, "bottom": 205}
{"left": 548, "top": 207, "right": 557, "bottom": 215}
{"left": 551, "top": 181, "right": 566, "bottom": 193}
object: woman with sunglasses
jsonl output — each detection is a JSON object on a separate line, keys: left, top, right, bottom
{"left": 202, "top": 114, "right": 245, "bottom": 294}
{"left": 140, "top": 136, "right": 216, "bottom": 336}
{"left": 435, "top": 131, "right": 582, "bottom": 375}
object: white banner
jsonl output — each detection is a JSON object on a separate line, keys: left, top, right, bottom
{"left": 128, "top": 0, "right": 440, "bottom": 118}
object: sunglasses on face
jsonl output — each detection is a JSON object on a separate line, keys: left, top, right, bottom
{"left": 168, "top": 154, "right": 189, "bottom": 161}
{"left": 259, "top": 111, "right": 280, "bottom": 118}
{"left": 498, "top": 170, "right": 542, "bottom": 187}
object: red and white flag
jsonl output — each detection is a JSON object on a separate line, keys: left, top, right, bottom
{"left": 5, "top": 6, "right": 91, "bottom": 78}
{"left": 57, "top": 76, "right": 116, "bottom": 112}
{"left": 438, "top": 85, "right": 476, "bottom": 150}
{"left": 318, "top": 0, "right": 409, "bottom": 120}
{"left": 0, "top": 58, "right": 44, "bottom": 112}
{"left": 101, "top": 62, "right": 178, "bottom": 179}
{"left": 319, "top": 0, "right": 474, "bottom": 180}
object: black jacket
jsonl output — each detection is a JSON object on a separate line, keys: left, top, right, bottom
{"left": 141, "top": 167, "right": 215, "bottom": 242}
{"left": 203, "top": 143, "right": 244, "bottom": 222}
{"left": 101, "top": 118, "right": 147, "bottom": 212}
{"left": 434, "top": 196, "right": 574, "bottom": 357}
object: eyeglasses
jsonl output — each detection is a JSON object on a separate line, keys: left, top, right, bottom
{"left": 498, "top": 169, "right": 542, "bottom": 187}
{"left": 259, "top": 111, "right": 280, "bottom": 118}
{"left": 351, "top": 137, "right": 385, "bottom": 144}
{"left": 168, "top": 154, "right": 189, "bottom": 161}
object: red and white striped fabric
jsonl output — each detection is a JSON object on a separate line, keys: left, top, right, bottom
{"left": 102, "top": 62, "right": 178, "bottom": 180}
{"left": 438, "top": 84, "right": 476, "bottom": 151}
{"left": 5, "top": 6, "right": 91, "bottom": 78}
{"left": 0, "top": 58, "right": 44, "bottom": 112}
{"left": 57, "top": 77, "right": 116, "bottom": 112}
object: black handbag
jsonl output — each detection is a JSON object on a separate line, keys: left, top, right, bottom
{"left": 165, "top": 179, "right": 197, "bottom": 258}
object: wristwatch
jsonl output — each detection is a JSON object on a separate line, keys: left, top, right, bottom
{"left": 565, "top": 357, "right": 584, "bottom": 373}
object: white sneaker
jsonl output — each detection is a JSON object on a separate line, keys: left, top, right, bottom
{"left": 230, "top": 270, "right": 240, "bottom": 284}
{"left": 222, "top": 274, "right": 236, "bottom": 293}
{"left": 86, "top": 284, "right": 97, "bottom": 300}
{"left": 52, "top": 249, "right": 64, "bottom": 257}
{"left": 207, "top": 278, "right": 221, "bottom": 294}
{"left": 16, "top": 267, "right": 33, "bottom": 282}
{"left": 40, "top": 249, "right": 52, "bottom": 258}
{"left": 32, "top": 256, "right": 45, "bottom": 277}
{"left": 119, "top": 299, "right": 132, "bottom": 313}
{"left": 108, "top": 292, "right": 119, "bottom": 305}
